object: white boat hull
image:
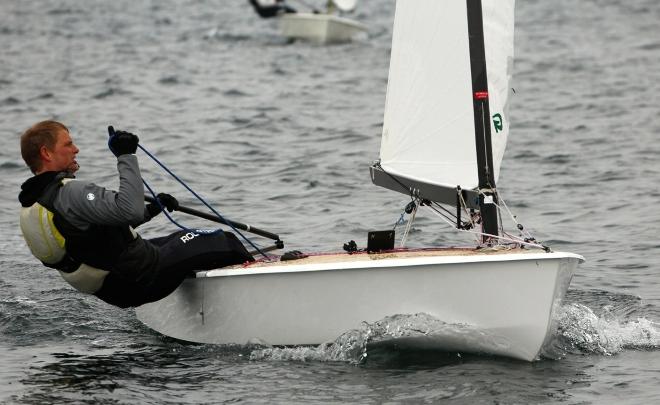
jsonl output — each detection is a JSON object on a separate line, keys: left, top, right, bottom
{"left": 278, "top": 13, "right": 366, "bottom": 44}
{"left": 136, "top": 249, "right": 582, "bottom": 361}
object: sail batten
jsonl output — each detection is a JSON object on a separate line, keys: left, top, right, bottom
{"left": 373, "top": 0, "right": 515, "bottom": 207}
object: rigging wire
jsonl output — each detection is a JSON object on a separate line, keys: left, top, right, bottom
{"left": 137, "top": 143, "right": 269, "bottom": 259}
{"left": 425, "top": 204, "right": 546, "bottom": 250}
{"left": 493, "top": 193, "right": 542, "bottom": 245}
{"left": 373, "top": 161, "right": 548, "bottom": 250}
{"left": 426, "top": 202, "right": 480, "bottom": 245}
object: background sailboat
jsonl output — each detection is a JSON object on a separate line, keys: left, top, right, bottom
{"left": 279, "top": 0, "right": 367, "bottom": 44}
{"left": 136, "top": 0, "right": 583, "bottom": 361}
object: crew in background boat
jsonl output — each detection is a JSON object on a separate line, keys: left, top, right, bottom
{"left": 18, "top": 120, "right": 253, "bottom": 308}
{"left": 248, "top": 0, "right": 297, "bottom": 18}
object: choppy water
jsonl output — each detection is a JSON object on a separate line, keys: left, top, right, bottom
{"left": 1, "top": 0, "right": 660, "bottom": 403}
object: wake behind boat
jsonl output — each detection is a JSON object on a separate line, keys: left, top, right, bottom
{"left": 136, "top": 0, "right": 583, "bottom": 361}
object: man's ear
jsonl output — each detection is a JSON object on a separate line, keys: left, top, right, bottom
{"left": 39, "top": 145, "right": 52, "bottom": 163}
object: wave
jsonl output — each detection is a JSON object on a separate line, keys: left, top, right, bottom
{"left": 543, "top": 302, "right": 660, "bottom": 358}
{"left": 250, "top": 313, "right": 522, "bottom": 365}
{"left": 250, "top": 290, "right": 660, "bottom": 364}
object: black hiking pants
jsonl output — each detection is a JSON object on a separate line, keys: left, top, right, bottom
{"left": 95, "top": 230, "right": 253, "bottom": 308}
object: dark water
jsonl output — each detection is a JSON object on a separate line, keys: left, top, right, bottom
{"left": 2, "top": 0, "right": 660, "bottom": 403}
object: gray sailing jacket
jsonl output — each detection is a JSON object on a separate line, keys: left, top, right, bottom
{"left": 19, "top": 154, "right": 160, "bottom": 296}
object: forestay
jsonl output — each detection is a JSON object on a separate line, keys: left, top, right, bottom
{"left": 377, "top": 0, "right": 515, "bottom": 196}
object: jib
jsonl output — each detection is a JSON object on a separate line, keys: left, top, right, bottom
{"left": 180, "top": 232, "right": 199, "bottom": 243}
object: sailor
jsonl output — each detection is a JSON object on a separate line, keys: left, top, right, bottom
{"left": 18, "top": 120, "right": 254, "bottom": 308}
{"left": 248, "top": 0, "right": 297, "bottom": 18}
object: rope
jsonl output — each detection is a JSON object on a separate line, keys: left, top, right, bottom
{"left": 456, "top": 191, "right": 479, "bottom": 234}
{"left": 137, "top": 144, "right": 269, "bottom": 258}
{"left": 497, "top": 194, "right": 535, "bottom": 240}
{"left": 393, "top": 212, "right": 406, "bottom": 230}
{"left": 427, "top": 203, "right": 481, "bottom": 245}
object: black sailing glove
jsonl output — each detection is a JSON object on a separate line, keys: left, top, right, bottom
{"left": 108, "top": 126, "right": 139, "bottom": 157}
{"left": 146, "top": 193, "right": 180, "bottom": 218}
{"left": 157, "top": 193, "right": 179, "bottom": 212}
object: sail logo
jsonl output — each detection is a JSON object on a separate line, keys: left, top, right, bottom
{"left": 493, "top": 113, "right": 503, "bottom": 133}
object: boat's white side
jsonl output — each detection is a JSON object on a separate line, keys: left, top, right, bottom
{"left": 136, "top": 250, "right": 582, "bottom": 361}
{"left": 278, "top": 13, "right": 367, "bottom": 44}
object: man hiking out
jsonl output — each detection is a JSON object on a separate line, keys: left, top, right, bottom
{"left": 18, "top": 120, "right": 253, "bottom": 308}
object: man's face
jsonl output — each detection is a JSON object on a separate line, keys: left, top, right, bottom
{"left": 47, "top": 130, "right": 80, "bottom": 173}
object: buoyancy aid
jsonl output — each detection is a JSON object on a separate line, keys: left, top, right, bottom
{"left": 19, "top": 173, "right": 109, "bottom": 293}
{"left": 19, "top": 172, "right": 157, "bottom": 294}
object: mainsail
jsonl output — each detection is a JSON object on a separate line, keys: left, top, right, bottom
{"left": 371, "top": 0, "right": 515, "bottom": 211}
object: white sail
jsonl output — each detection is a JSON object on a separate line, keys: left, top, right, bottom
{"left": 483, "top": 0, "right": 515, "bottom": 183}
{"left": 378, "top": 0, "right": 515, "bottom": 192}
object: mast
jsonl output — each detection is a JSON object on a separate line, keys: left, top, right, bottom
{"left": 466, "top": 0, "right": 499, "bottom": 241}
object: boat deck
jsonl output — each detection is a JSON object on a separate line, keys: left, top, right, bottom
{"left": 226, "top": 246, "right": 540, "bottom": 270}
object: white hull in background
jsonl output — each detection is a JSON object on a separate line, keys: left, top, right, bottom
{"left": 135, "top": 249, "right": 582, "bottom": 361}
{"left": 279, "top": 13, "right": 366, "bottom": 44}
